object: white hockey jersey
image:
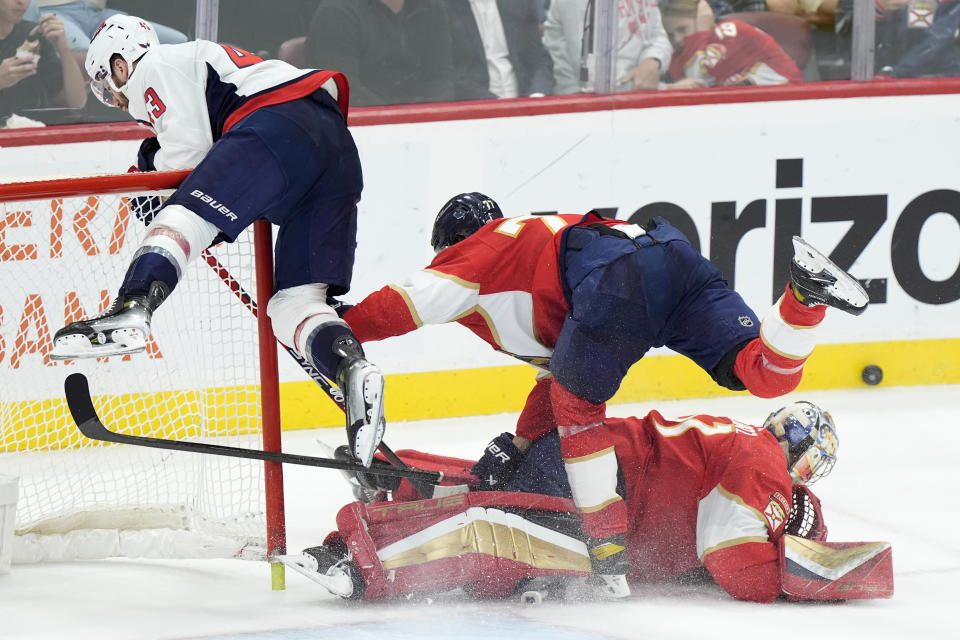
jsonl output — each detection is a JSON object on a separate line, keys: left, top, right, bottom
{"left": 122, "top": 40, "right": 347, "bottom": 171}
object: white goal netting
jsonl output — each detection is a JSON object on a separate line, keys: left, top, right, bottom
{"left": 0, "top": 176, "right": 272, "bottom": 562}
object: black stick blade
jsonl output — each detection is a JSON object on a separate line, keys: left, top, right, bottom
{"left": 64, "top": 372, "right": 96, "bottom": 425}
{"left": 61, "top": 372, "right": 450, "bottom": 484}
{"left": 64, "top": 372, "right": 116, "bottom": 443}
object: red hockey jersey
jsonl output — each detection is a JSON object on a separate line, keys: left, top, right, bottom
{"left": 608, "top": 411, "right": 793, "bottom": 600}
{"left": 345, "top": 214, "right": 585, "bottom": 368}
{"left": 335, "top": 411, "right": 796, "bottom": 602}
{"left": 668, "top": 20, "right": 802, "bottom": 86}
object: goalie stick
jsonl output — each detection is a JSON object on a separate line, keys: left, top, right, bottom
{"left": 64, "top": 372, "right": 477, "bottom": 487}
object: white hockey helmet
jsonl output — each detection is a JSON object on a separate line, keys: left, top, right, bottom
{"left": 763, "top": 401, "right": 838, "bottom": 485}
{"left": 85, "top": 15, "right": 159, "bottom": 106}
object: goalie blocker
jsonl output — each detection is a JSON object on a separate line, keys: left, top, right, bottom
{"left": 780, "top": 536, "right": 893, "bottom": 600}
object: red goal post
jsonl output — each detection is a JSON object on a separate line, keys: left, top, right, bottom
{"left": 0, "top": 171, "right": 286, "bottom": 587}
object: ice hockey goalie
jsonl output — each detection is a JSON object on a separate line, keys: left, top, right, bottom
{"left": 282, "top": 401, "right": 893, "bottom": 603}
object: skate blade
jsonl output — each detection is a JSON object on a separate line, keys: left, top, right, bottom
{"left": 825, "top": 279, "right": 869, "bottom": 315}
{"left": 588, "top": 574, "right": 631, "bottom": 599}
{"left": 276, "top": 554, "right": 354, "bottom": 598}
{"left": 351, "top": 417, "right": 386, "bottom": 468}
{"left": 362, "top": 370, "right": 385, "bottom": 430}
{"left": 49, "top": 332, "right": 147, "bottom": 360}
{"left": 791, "top": 237, "right": 831, "bottom": 274}
{"left": 792, "top": 237, "right": 869, "bottom": 315}
{"left": 350, "top": 372, "right": 385, "bottom": 467}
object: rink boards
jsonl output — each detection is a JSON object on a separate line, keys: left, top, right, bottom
{"left": 2, "top": 89, "right": 958, "bottom": 431}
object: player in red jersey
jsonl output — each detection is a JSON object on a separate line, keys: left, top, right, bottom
{"left": 662, "top": 0, "right": 803, "bottom": 86}
{"left": 341, "top": 193, "right": 869, "bottom": 596}
{"left": 281, "top": 401, "right": 892, "bottom": 603}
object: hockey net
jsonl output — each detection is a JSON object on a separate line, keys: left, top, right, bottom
{"left": 0, "top": 172, "right": 283, "bottom": 563}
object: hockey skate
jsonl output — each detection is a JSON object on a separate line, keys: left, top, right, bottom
{"left": 790, "top": 237, "right": 869, "bottom": 316}
{"left": 50, "top": 283, "right": 168, "bottom": 360}
{"left": 587, "top": 574, "right": 631, "bottom": 599}
{"left": 277, "top": 545, "right": 364, "bottom": 600}
{"left": 334, "top": 336, "right": 386, "bottom": 468}
{"left": 587, "top": 534, "right": 631, "bottom": 598}
{"left": 332, "top": 444, "right": 392, "bottom": 503}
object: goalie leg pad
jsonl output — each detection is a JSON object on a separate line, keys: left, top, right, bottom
{"left": 329, "top": 492, "right": 590, "bottom": 600}
{"left": 779, "top": 535, "right": 894, "bottom": 600}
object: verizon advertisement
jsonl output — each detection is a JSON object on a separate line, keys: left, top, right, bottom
{"left": 347, "top": 94, "right": 960, "bottom": 373}
{"left": 1, "top": 93, "right": 958, "bottom": 385}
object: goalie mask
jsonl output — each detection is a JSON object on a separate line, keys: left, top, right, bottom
{"left": 86, "top": 15, "right": 159, "bottom": 107}
{"left": 431, "top": 192, "right": 503, "bottom": 253}
{"left": 763, "top": 401, "right": 838, "bottom": 485}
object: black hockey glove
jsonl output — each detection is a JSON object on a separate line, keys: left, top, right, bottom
{"left": 470, "top": 432, "right": 524, "bottom": 491}
{"left": 327, "top": 297, "right": 354, "bottom": 318}
{"left": 137, "top": 136, "right": 161, "bottom": 172}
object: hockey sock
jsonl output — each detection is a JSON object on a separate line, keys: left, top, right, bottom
{"left": 305, "top": 322, "right": 362, "bottom": 380}
{"left": 118, "top": 250, "right": 180, "bottom": 298}
{"left": 734, "top": 283, "right": 827, "bottom": 397}
{"left": 551, "top": 382, "right": 627, "bottom": 542}
{"left": 515, "top": 376, "right": 558, "bottom": 442}
{"left": 119, "top": 204, "right": 219, "bottom": 298}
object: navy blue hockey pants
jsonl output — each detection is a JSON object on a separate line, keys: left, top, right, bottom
{"left": 551, "top": 218, "right": 761, "bottom": 405}
{"left": 164, "top": 89, "right": 363, "bottom": 295}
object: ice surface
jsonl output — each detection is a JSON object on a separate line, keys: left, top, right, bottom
{"left": 2, "top": 385, "right": 957, "bottom": 640}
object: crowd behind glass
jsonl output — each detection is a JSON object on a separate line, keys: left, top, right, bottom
{"left": 1, "top": 0, "right": 957, "bottom": 127}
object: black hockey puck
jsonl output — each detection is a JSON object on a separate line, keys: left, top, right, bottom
{"left": 862, "top": 365, "right": 883, "bottom": 386}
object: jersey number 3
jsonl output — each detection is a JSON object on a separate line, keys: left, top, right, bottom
{"left": 144, "top": 87, "right": 166, "bottom": 123}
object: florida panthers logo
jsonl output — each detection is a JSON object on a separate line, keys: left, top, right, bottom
{"left": 763, "top": 497, "right": 786, "bottom": 531}
{"left": 702, "top": 43, "right": 728, "bottom": 71}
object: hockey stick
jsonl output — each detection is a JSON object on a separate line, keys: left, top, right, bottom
{"left": 200, "top": 250, "right": 346, "bottom": 411}
{"left": 129, "top": 192, "right": 441, "bottom": 494}
{"left": 64, "top": 372, "right": 477, "bottom": 486}
{"left": 201, "top": 246, "right": 458, "bottom": 497}
{"left": 199, "top": 250, "right": 439, "bottom": 496}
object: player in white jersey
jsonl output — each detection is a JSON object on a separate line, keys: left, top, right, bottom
{"left": 49, "top": 15, "right": 385, "bottom": 467}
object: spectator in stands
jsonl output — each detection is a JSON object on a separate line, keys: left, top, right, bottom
{"left": 446, "top": 0, "right": 554, "bottom": 100}
{"left": 661, "top": 0, "right": 803, "bottom": 86}
{"left": 0, "top": 0, "right": 86, "bottom": 124}
{"left": 766, "top": 0, "right": 838, "bottom": 28}
{"left": 870, "top": 0, "right": 960, "bottom": 77}
{"left": 306, "top": 0, "right": 456, "bottom": 107}
{"left": 534, "top": 0, "right": 550, "bottom": 27}
{"left": 542, "top": 0, "right": 672, "bottom": 93}
{"left": 35, "top": 1, "right": 188, "bottom": 50}
{"left": 703, "top": 0, "right": 767, "bottom": 19}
